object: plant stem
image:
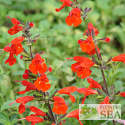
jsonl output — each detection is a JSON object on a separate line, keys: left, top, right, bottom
{"left": 113, "top": 120, "right": 116, "bottom": 125}
{"left": 47, "top": 102, "right": 55, "bottom": 123}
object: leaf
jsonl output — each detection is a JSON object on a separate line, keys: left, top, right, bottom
{"left": 50, "top": 47, "right": 61, "bottom": 58}
{"left": 96, "top": 0, "right": 111, "bottom": 10}
{"left": 66, "top": 75, "right": 76, "bottom": 82}
{"left": 1, "top": 100, "right": 19, "bottom": 111}
{"left": 0, "top": 112, "right": 9, "bottom": 122}
{"left": 0, "top": 119, "right": 8, "bottom": 125}
{"left": 113, "top": 5, "right": 125, "bottom": 16}
{"left": 11, "top": 119, "right": 18, "bottom": 125}
{"left": 0, "top": 74, "right": 12, "bottom": 96}
{"left": 16, "top": 55, "right": 25, "bottom": 69}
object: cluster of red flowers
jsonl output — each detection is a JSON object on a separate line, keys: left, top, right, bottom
{"left": 2, "top": 17, "right": 24, "bottom": 65}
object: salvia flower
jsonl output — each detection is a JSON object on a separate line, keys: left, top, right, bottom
{"left": 83, "top": 22, "right": 99, "bottom": 36}
{"left": 80, "top": 36, "right": 95, "bottom": 54}
{"left": 6, "top": 16, "right": 23, "bottom": 35}
{"left": 68, "top": 56, "right": 94, "bottom": 79}
{"left": 87, "top": 77, "right": 102, "bottom": 89}
{"left": 100, "top": 96, "right": 110, "bottom": 104}
{"left": 112, "top": 54, "right": 125, "bottom": 64}
{"left": 58, "top": 86, "right": 77, "bottom": 102}
{"left": 66, "top": 109, "right": 83, "bottom": 125}
{"left": 30, "top": 106, "right": 46, "bottom": 116}
{"left": 9, "top": 96, "right": 34, "bottom": 114}
{"left": 120, "top": 92, "right": 125, "bottom": 97}
{"left": 66, "top": 8, "right": 82, "bottom": 27}
{"left": 17, "top": 80, "right": 36, "bottom": 95}
{"left": 78, "top": 88, "right": 97, "bottom": 104}
{"left": 55, "top": 0, "right": 73, "bottom": 12}
{"left": 34, "top": 74, "right": 51, "bottom": 92}
{"left": 52, "top": 96, "right": 68, "bottom": 115}
{"left": 18, "top": 115, "right": 44, "bottom": 125}
{"left": 29, "top": 53, "right": 47, "bottom": 74}
{"left": 78, "top": 88, "right": 97, "bottom": 97}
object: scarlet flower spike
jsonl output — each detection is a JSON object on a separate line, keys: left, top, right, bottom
{"left": 55, "top": 0, "right": 73, "bottom": 12}
{"left": 87, "top": 77, "right": 102, "bottom": 89}
{"left": 17, "top": 80, "right": 36, "bottom": 95}
{"left": 66, "top": 8, "right": 82, "bottom": 27}
{"left": 9, "top": 96, "right": 34, "bottom": 114}
{"left": 58, "top": 86, "right": 77, "bottom": 102}
{"left": 112, "top": 54, "right": 125, "bottom": 64}
{"left": 52, "top": 96, "right": 68, "bottom": 115}
{"left": 66, "top": 109, "right": 83, "bottom": 125}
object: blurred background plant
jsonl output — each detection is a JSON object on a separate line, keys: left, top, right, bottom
{"left": 0, "top": 0, "right": 125, "bottom": 124}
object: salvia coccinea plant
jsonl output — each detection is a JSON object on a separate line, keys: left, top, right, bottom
{"left": 1, "top": 0, "right": 125, "bottom": 125}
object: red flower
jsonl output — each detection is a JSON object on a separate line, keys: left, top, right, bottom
{"left": 73, "top": 56, "right": 95, "bottom": 67}
{"left": 55, "top": 0, "right": 73, "bottom": 12}
{"left": 66, "top": 109, "right": 83, "bottom": 125}
{"left": 87, "top": 77, "right": 102, "bottom": 89}
{"left": 52, "top": 96, "right": 68, "bottom": 115}
{"left": 6, "top": 16, "right": 23, "bottom": 35}
{"left": 29, "top": 22, "right": 34, "bottom": 27}
{"left": 66, "top": 8, "right": 82, "bottom": 27}
{"left": 29, "top": 53, "right": 47, "bottom": 74}
{"left": 17, "top": 80, "right": 36, "bottom": 95}
{"left": 120, "top": 92, "right": 125, "bottom": 97}
{"left": 11, "top": 43, "right": 23, "bottom": 56}
{"left": 30, "top": 106, "right": 46, "bottom": 116}
{"left": 80, "top": 36, "right": 95, "bottom": 53}
{"left": 105, "top": 37, "right": 110, "bottom": 43}
{"left": 11, "top": 36, "right": 25, "bottom": 44}
{"left": 26, "top": 116, "right": 44, "bottom": 125}
{"left": 112, "top": 54, "right": 125, "bottom": 64}
{"left": 34, "top": 74, "right": 51, "bottom": 92}
{"left": 78, "top": 88, "right": 97, "bottom": 104}
{"left": 78, "top": 88, "right": 97, "bottom": 97}
{"left": 86, "top": 45, "right": 100, "bottom": 56}
{"left": 70, "top": 56, "right": 94, "bottom": 79}
{"left": 83, "top": 22, "right": 99, "bottom": 36}
{"left": 100, "top": 96, "right": 110, "bottom": 104}
{"left": 9, "top": 96, "right": 34, "bottom": 114}
{"left": 58, "top": 86, "right": 77, "bottom": 102}
{"left": 5, "top": 53, "right": 16, "bottom": 66}
{"left": 23, "top": 69, "right": 30, "bottom": 79}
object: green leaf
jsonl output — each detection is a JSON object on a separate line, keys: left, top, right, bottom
{"left": 113, "top": 5, "right": 125, "bottom": 16}
{"left": 0, "top": 112, "right": 9, "bottom": 122}
{"left": 50, "top": 47, "right": 61, "bottom": 58}
{"left": 1, "top": 100, "right": 19, "bottom": 111}
{"left": 0, "top": 119, "right": 8, "bottom": 125}
{"left": 96, "top": 0, "right": 111, "bottom": 10}
{"left": 16, "top": 55, "right": 25, "bottom": 69}
{"left": 11, "top": 119, "right": 18, "bottom": 125}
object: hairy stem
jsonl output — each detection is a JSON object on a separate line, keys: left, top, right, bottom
{"left": 47, "top": 102, "right": 55, "bottom": 123}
